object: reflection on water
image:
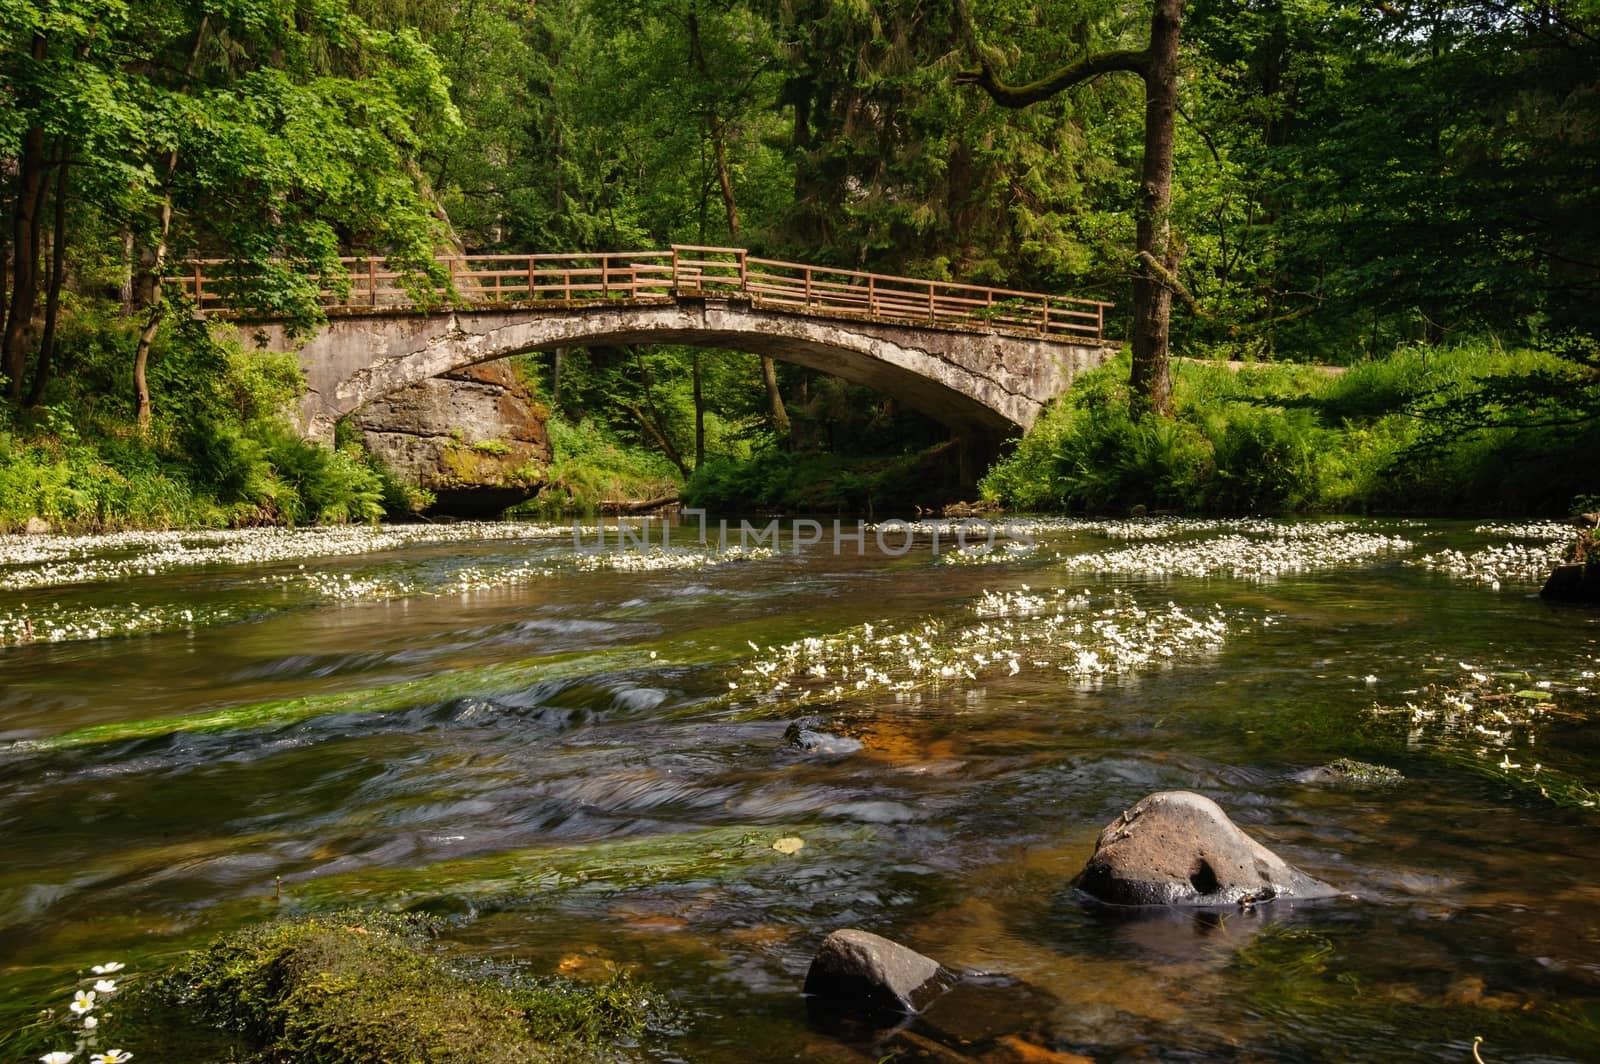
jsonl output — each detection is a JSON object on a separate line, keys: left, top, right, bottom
{"left": 1, "top": 517, "right": 1597, "bottom": 1061}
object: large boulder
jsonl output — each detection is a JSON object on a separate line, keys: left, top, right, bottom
{"left": 352, "top": 360, "right": 551, "bottom": 517}
{"left": 803, "top": 928, "right": 951, "bottom": 1017}
{"left": 1075, "top": 791, "right": 1337, "bottom": 907}
{"left": 1541, "top": 563, "right": 1600, "bottom": 602}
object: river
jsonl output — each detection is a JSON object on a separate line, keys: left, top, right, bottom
{"left": 1, "top": 516, "right": 1596, "bottom": 1062}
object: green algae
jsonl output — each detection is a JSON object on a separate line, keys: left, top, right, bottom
{"left": 276, "top": 825, "right": 840, "bottom": 915}
{"left": 156, "top": 914, "right": 660, "bottom": 1062}
{"left": 3, "top": 647, "right": 658, "bottom": 753}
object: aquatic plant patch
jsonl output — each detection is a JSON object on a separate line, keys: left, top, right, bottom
{"left": 731, "top": 587, "right": 1245, "bottom": 707}
{"left": 0, "top": 601, "right": 250, "bottom": 645}
{"left": 1368, "top": 658, "right": 1600, "bottom": 807}
{"left": 1050, "top": 528, "right": 1414, "bottom": 580}
{"left": 1410, "top": 542, "right": 1566, "bottom": 586}
{"left": 0, "top": 522, "right": 576, "bottom": 592}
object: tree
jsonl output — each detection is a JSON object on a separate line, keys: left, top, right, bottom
{"left": 957, "top": 0, "right": 1183, "bottom": 419}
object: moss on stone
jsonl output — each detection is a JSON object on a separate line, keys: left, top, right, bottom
{"left": 162, "top": 913, "right": 656, "bottom": 1063}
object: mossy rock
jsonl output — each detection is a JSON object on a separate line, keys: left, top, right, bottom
{"left": 161, "top": 914, "right": 655, "bottom": 1063}
{"left": 1290, "top": 757, "right": 1405, "bottom": 786}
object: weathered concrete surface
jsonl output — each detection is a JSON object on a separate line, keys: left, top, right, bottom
{"left": 252, "top": 298, "right": 1115, "bottom": 442}
{"left": 350, "top": 360, "right": 551, "bottom": 517}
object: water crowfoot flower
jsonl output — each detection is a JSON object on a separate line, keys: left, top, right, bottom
{"left": 92, "top": 980, "right": 116, "bottom": 994}
{"left": 40, "top": 1052, "right": 75, "bottom": 1063}
{"left": 89, "top": 963, "right": 124, "bottom": 975}
{"left": 90, "top": 1051, "right": 132, "bottom": 1064}
{"left": 69, "top": 991, "right": 95, "bottom": 1015}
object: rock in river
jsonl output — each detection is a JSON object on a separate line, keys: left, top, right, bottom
{"left": 803, "top": 928, "right": 951, "bottom": 1017}
{"left": 783, "top": 717, "right": 864, "bottom": 756}
{"left": 1291, "top": 758, "right": 1404, "bottom": 786}
{"left": 1075, "top": 791, "right": 1338, "bottom": 907}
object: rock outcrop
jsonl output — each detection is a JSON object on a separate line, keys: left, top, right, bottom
{"left": 1542, "top": 524, "right": 1599, "bottom": 603}
{"left": 351, "top": 361, "right": 550, "bottom": 517}
{"left": 1075, "top": 791, "right": 1338, "bottom": 907}
{"left": 803, "top": 928, "right": 951, "bottom": 1017}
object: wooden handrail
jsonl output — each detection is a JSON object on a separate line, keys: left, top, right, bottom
{"left": 167, "top": 247, "right": 1111, "bottom": 340}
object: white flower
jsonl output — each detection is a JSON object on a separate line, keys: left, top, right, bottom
{"left": 69, "top": 990, "right": 96, "bottom": 1015}
{"left": 90, "top": 1052, "right": 132, "bottom": 1064}
{"left": 83, "top": 1016, "right": 98, "bottom": 1030}
{"left": 93, "top": 979, "right": 117, "bottom": 994}
{"left": 90, "top": 963, "right": 124, "bottom": 975}
{"left": 40, "top": 1053, "right": 75, "bottom": 1064}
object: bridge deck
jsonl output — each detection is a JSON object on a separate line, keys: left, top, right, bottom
{"left": 172, "top": 245, "right": 1111, "bottom": 342}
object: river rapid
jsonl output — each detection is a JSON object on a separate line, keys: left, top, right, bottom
{"left": 1, "top": 516, "right": 1596, "bottom": 1062}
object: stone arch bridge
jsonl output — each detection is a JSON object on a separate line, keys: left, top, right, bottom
{"left": 178, "top": 246, "right": 1116, "bottom": 452}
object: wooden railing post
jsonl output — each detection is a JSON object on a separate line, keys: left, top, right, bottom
{"left": 563, "top": 270, "right": 571, "bottom": 302}
{"left": 447, "top": 255, "right": 456, "bottom": 302}
{"left": 737, "top": 249, "right": 747, "bottom": 295}
{"left": 928, "top": 281, "right": 935, "bottom": 323}
{"left": 804, "top": 266, "right": 812, "bottom": 307}
{"left": 868, "top": 274, "right": 876, "bottom": 316}
{"left": 368, "top": 257, "right": 378, "bottom": 306}
{"left": 671, "top": 247, "right": 680, "bottom": 295}
{"left": 601, "top": 257, "right": 610, "bottom": 298}
{"left": 1042, "top": 296, "right": 1050, "bottom": 334}
{"left": 527, "top": 258, "right": 536, "bottom": 301}
{"left": 193, "top": 263, "right": 203, "bottom": 307}
{"left": 1097, "top": 303, "right": 1104, "bottom": 340}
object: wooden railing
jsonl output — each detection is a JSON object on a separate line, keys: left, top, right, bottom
{"left": 170, "top": 246, "right": 1111, "bottom": 341}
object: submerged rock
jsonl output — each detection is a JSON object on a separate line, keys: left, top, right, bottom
{"left": 784, "top": 717, "right": 865, "bottom": 755}
{"left": 1075, "top": 791, "right": 1338, "bottom": 907}
{"left": 803, "top": 928, "right": 951, "bottom": 1017}
{"left": 1291, "top": 758, "right": 1405, "bottom": 786}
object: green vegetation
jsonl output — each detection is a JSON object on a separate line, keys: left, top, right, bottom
{"left": 2, "top": 0, "right": 1597, "bottom": 522}
{"left": 515, "top": 417, "right": 684, "bottom": 517}
{"left": 159, "top": 915, "right": 656, "bottom": 1062}
{"left": 982, "top": 345, "right": 1600, "bottom": 515}
{"left": 0, "top": 317, "right": 392, "bottom": 531}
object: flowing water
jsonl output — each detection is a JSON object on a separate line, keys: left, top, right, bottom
{"left": 1, "top": 516, "right": 1597, "bottom": 1062}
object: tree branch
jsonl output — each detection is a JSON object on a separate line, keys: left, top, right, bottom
{"left": 1136, "top": 250, "right": 1208, "bottom": 318}
{"left": 955, "top": 48, "right": 1149, "bottom": 107}
{"left": 951, "top": 0, "right": 1147, "bottom": 106}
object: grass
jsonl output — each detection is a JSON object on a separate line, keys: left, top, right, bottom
{"left": 512, "top": 418, "right": 681, "bottom": 517}
{"left": 982, "top": 342, "right": 1600, "bottom": 515}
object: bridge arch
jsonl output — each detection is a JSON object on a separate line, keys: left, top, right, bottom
{"left": 259, "top": 299, "right": 1114, "bottom": 444}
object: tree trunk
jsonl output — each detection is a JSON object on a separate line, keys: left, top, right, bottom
{"left": 1128, "top": 0, "right": 1181, "bottom": 419}
{"left": 761, "top": 355, "right": 791, "bottom": 443}
{"left": 27, "top": 149, "right": 68, "bottom": 408}
{"left": 119, "top": 226, "right": 135, "bottom": 314}
{"left": 3, "top": 39, "right": 48, "bottom": 402}
{"left": 133, "top": 16, "right": 208, "bottom": 431}
{"left": 692, "top": 351, "right": 705, "bottom": 468}
{"left": 133, "top": 190, "right": 173, "bottom": 431}
{"left": 955, "top": 0, "right": 1182, "bottom": 420}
